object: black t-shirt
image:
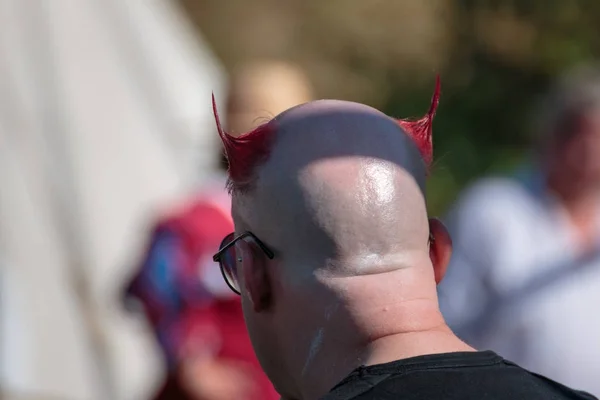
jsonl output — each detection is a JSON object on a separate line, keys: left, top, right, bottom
{"left": 322, "top": 351, "right": 597, "bottom": 400}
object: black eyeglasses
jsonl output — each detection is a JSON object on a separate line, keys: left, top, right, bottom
{"left": 213, "top": 231, "right": 434, "bottom": 295}
{"left": 212, "top": 231, "right": 275, "bottom": 295}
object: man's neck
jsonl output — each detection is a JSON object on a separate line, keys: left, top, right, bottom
{"left": 296, "top": 302, "right": 474, "bottom": 400}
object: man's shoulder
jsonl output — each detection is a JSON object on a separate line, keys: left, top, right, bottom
{"left": 446, "top": 174, "right": 544, "bottom": 241}
{"left": 323, "top": 352, "right": 598, "bottom": 400}
{"left": 454, "top": 176, "right": 534, "bottom": 215}
{"left": 355, "top": 371, "right": 597, "bottom": 400}
{"left": 523, "top": 369, "right": 599, "bottom": 400}
{"left": 452, "top": 163, "right": 546, "bottom": 214}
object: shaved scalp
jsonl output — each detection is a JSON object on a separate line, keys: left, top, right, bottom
{"left": 231, "top": 100, "right": 432, "bottom": 280}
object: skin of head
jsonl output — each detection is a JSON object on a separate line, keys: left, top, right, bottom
{"left": 228, "top": 100, "right": 467, "bottom": 399}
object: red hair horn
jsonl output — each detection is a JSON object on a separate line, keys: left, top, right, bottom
{"left": 396, "top": 76, "right": 441, "bottom": 167}
{"left": 212, "top": 94, "right": 276, "bottom": 192}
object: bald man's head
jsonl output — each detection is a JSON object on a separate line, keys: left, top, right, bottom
{"left": 233, "top": 100, "right": 430, "bottom": 277}
{"left": 211, "top": 81, "right": 452, "bottom": 398}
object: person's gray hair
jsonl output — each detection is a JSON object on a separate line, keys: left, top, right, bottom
{"left": 534, "top": 64, "right": 600, "bottom": 149}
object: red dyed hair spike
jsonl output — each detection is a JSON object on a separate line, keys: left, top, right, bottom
{"left": 212, "top": 94, "right": 276, "bottom": 192}
{"left": 396, "top": 76, "right": 441, "bottom": 167}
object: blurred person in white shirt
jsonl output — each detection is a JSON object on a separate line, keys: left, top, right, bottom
{"left": 438, "top": 65, "right": 600, "bottom": 396}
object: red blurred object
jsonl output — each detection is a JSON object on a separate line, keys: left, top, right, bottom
{"left": 125, "top": 181, "right": 279, "bottom": 400}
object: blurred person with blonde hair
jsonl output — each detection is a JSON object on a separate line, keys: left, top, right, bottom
{"left": 226, "top": 60, "right": 314, "bottom": 134}
{"left": 438, "top": 65, "right": 600, "bottom": 396}
{"left": 124, "top": 59, "right": 313, "bottom": 400}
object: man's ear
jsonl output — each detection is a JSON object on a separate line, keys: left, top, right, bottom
{"left": 428, "top": 218, "right": 452, "bottom": 284}
{"left": 238, "top": 240, "right": 272, "bottom": 312}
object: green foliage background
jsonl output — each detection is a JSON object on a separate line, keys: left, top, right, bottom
{"left": 179, "top": 0, "right": 600, "bottom": 215}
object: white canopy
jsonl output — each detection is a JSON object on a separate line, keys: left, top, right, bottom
{"left": 0, "top": 0, "right": 225, "bottom": 398}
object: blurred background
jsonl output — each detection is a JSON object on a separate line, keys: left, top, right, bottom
{"left": 2, "top": 0, "right": 600, "bottom": 399}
